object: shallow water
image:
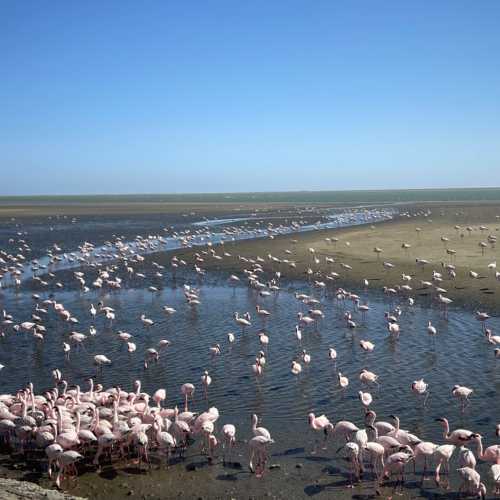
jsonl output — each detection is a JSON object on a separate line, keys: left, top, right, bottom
{"left": 0, "top": 208, "right": 499, "bottom": 498}
{"left": 1, "top": 282, "right": 499, "bottom": 498}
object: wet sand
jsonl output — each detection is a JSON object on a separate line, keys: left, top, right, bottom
{"left": 0, "top": 451, "right": 356, "bottom": 500}
{"left": 151, "top": 204, "right": 500, "bottom": 312}
{"left": 0, "top": 442, "right": 423, "bottom": 500}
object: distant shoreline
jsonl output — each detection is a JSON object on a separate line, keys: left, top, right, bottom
{"left": 1, "top": 190, "right": 500, "bottom": 218}
{"left": 1, "top": 186, "right": 500, "bottom": 206}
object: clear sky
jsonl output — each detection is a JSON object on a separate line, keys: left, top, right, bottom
{"left": 2, "top": 1, "right": 500, "bottom": 195}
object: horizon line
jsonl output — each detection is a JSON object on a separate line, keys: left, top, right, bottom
{"left": 2, "top": 186, "right": 500, "bottom": 199}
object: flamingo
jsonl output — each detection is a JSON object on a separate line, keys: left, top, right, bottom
{"left": 297, "top": 312, "right": 314, "bottom": 327}
{"left": 221, "top": 423, "right": 236, "bottom": 464}
{"left": 380, "top": 447, "right": 414, "bottom": 493}
{"left": 452, "top": 385, "right": 473, "bottom": 412}
{"left": 338, "top": 371, "right": 349, "bottom": 390}
{"left": 258, "top": 332, "right": 269, "bottom": 348}
{"left": 94, "top": 354, "right": 111, "bottom": 370}
{"left": 302, "top": 349, "right": 311, "bottom": 365}
{"left": 337, "top": 442, "right": 361, "bottom": 487}
{"left": 411, "top": 379, "right": 429, "bottom": 405}
{"left": 457, "top": 467, "right": 486, "bottom": 497}
{"left": 492, "top": 463, "right": 500, "bottom": 494}
{"left": 486, "top": 328, "right": 500, "bottom": 345}
{"left": 209, "top": 344, "right": 221, "bottom": 356}
{"left": 201, "top": 370, "right": 212, "bottom": 400}
{"left": 140, "top": 314, "right": 154, "bottom": 328}
{"left": 359, "top": 340, "right": 375, "bottom": 352}
{"left": 252, "top": 357, "right": 263, "bottom": 376}
{"left": 387, "top": 415, "right": 421, "bottom": 447}
{"left": 63, "top": 343, "right": 71, "bottom": 357}
{"left": 414, "top": 441, "right": 438, "bottom": 481}
{"left": 359, "top": 369, "right": 379, "bottom": 386}
{"left": 387, "top": 322, "right": 400, "bottom": 337}
{"left": 365, "top": 410, "right": 395, "bottom": 436}
{"left": 328, "top": 347, "right": 337, "bottom": 363}
{"left": 154, "top": 417, "right": 176, "bottom": 466}
{"left": 476, "top": 311, "right": 490, "bottom": 331}
{"left": 294, "top": 324, "right": 302, "bottom": 342}
{"left": 472, "top": 433, "right": 500, "bottom": 464}
{"left": 55, "top": 450, "right": 83, "bottom": 488}
{"left": 458, "top": 445, "right": 477, "bottom": 470}
{"left": 436, "top": 418, "right": 474, "bottom": 445}
{"left": 427, "top": 321, "right": 437, "bottom": 336}
{"left": 291, "top": 360, "right": 302, "bottom": 375}
{"left": 181, "top": 383, "right": 195, "bottom": 412}
{"left": 332, "top": 420, "right": 359, "bottom": 442}
{"left": 233, "top": 312, "right": 251, "bottom": 331}
{"left": 308, "top": 413, "right": 332, "bottom": 453}
{"left": 255, "top": 305, "right": 270, "bottom": 319}
{"left": 252, "top": 414, "right": 271, "bottom": 440}
{"left": 359, "top": 391, "right": 373, "bottom": 408}
{"left": 248, "top": 435, "right": 274, "bottom": 478}
{"left": 153, "top": 388, "right": 166, "bottom": 408}
{"left": 46, "top": 443, "right": 63, "bottom": 479}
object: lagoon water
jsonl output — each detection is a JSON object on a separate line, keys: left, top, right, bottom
{"left": 0, "top": 209, "right": 499, "bottom": 498}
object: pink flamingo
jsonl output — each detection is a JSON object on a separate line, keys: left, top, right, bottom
{"left": 221, "top": 424, "right": 236, "bottom": 464}
{"left": 181, "top": 383, "right": 195, "bottom": 412}
{"left": 308, "top": 413, "right": 332, "bottom": 453}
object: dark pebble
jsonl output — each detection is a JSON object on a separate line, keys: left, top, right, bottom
{"left": 295, "top": 463, "right": 303, "bottom": 469}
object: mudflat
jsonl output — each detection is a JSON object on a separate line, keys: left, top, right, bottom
{"left": 153, "top": 203, "right": 500, "bottom": 312}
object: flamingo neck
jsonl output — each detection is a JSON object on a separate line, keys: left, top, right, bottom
{"left": 393, "top": 416, "right": 400, "bottom": 432}
{"left": 113, "top": 401, "right": 118, "bottom": 425}
{"left": 56, "top": 408, "right": 63, "bottom": 434}
{"left": 21, "top": 397, "right": 27, "bottom": 418}
{"left": 442, "top": 420, "right": 450, "bottom": 439}
{"left": 475, "top": 437, "right": 484, "bottom": 459}
{"left": 93, "top": 408, "right": 100, "bottom": 430}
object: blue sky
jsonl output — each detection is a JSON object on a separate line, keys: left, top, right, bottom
{"left": 2, "top": 1, "right": 500, "bottom": 195}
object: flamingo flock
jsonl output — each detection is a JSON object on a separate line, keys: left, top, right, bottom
{"left": 0, "top": 206, "right": 499, "bottom": 497}
{"left": 0, "top": 375, "right": 278, "bottom": 485}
